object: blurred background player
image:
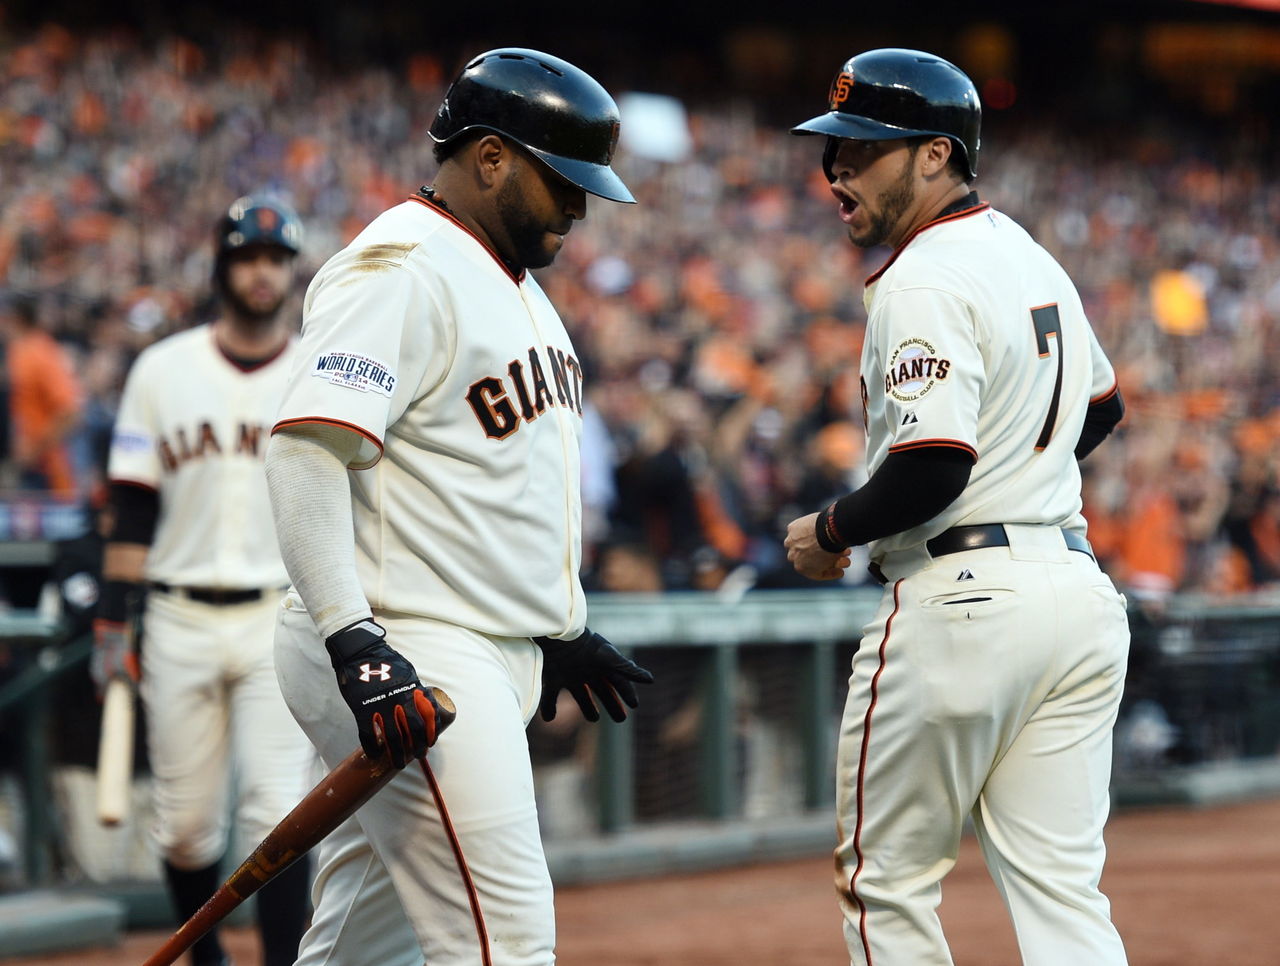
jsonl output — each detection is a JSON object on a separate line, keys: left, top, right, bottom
{"left": 91, "top": 196, "right": 315, "bottom": 966}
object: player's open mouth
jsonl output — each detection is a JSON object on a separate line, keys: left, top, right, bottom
{"left": 831, "top": 186, "right": 859, "bottom": 224}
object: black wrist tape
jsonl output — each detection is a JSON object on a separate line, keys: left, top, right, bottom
{"left": 815, "top": 502, "right": 848, "bottom": 553}
{"left": 99, "top": 579, "right": 143, "bottom": 624}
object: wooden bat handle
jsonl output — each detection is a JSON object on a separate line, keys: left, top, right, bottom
{"left": 95, "top": 678, "right": 135, "bottom": 826}
{"left": 141, "top": 686, "right": 455, "bottom": 966}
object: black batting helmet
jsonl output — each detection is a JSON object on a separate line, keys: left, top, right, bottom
{"left": 429, "top": 47, "right": 635, "bottom": 204}
{"left": 213, "top": 195, "right": 303, "bottom": 292}
{"left": 792, "top": 48, "right": 981, "bottom": 180}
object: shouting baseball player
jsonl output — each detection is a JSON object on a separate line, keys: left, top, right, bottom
{"left": 93, "top": 197, "right": 315, "bottom": 966}
{"left": 266, "top": 48, "right": 653, "bottom": 966}
{"left": 783, "top": 50, "right": 1130, "bottom": 965}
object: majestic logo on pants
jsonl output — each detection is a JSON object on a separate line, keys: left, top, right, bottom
{"left": 359, "top": 662, "right": 392, "bottom": 682}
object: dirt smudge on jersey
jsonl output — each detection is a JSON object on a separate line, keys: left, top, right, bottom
{"left": 338, "top": 242, "right": 418, "bottom": 284}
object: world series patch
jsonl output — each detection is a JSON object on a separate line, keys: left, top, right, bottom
{"left": 884, "top": 337, "right": 951, "bottom": 402}
{"left": 111, "top": 429, "right": 152, "bottom": 452}
{"left": 311, "top": 351, "right": 396, "bottom": 396}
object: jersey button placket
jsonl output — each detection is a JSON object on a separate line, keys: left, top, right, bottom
{"left": 518, "top": 283, "right": 580, "bottom": 635}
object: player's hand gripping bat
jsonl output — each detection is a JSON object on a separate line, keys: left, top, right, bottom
{"left": 140, "top": 686, "right": 455, "bottom": 966}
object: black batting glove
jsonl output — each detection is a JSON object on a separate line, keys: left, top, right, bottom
{"left": 533, "top": 628, "right": 654, "bottom": 723}
{"left": 325, "top": 619, "right": 453, "bottom": 768}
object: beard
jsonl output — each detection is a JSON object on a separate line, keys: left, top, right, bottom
{"left": 223, "top": 285, "right": 287, "bottom": 325}
{"left": 496, "top": 168, "right": 562, "bottom": 271}
{"left": 849, "top": 150, "right": 918, "bottom": 249}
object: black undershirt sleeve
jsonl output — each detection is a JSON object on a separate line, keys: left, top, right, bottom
{"left": 816, "top": 447, "right": 973, "bottom": 551}
{"left": 107, "top": 482, "right": 160, "bottom": 546}
{"left": 1074, "top": 387, "right": 1125, "bottom": 461}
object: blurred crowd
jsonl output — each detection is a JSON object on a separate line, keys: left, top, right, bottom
{"left": 2, "top": 23, "right": 1279, "bottom": 603}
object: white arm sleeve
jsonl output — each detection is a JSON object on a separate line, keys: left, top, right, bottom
{"left": 265, "top": 425, "right": 372, "bottom": 639}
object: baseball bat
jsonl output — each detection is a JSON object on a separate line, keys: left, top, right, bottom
{"left": 140, "top": 686, "right": 455, "bottom": 966}
{"left": 95, "top": 677, "right": 135, "bottom": 826}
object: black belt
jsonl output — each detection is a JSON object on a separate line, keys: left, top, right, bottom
{"left": 150, "top": 582, "right": 272, "bottom": 605}
{"left": 869, "top": 525, "right": 1094, "bottom": 585}
{"left": 926, "top": 524, "right": 1094, "bottom": 560}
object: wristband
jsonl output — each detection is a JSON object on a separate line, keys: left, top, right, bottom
{"left": 98, "top": 579, "right": 143, "bottom": 624}
{"left": 815, "top": 501, "right": 848, "bottom": 553}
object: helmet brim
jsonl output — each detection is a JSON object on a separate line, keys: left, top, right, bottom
{"left": 791, "top": 111, "right": 927, "bottom": 142}
{"left": 532, "top": 148, "right": 636, "bottom": 204}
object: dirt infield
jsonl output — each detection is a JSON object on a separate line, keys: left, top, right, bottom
{"left": 8, "top": 796, "right": 1279, "bottom": 965}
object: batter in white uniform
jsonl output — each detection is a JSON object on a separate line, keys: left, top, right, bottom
{"left": 783, "top": 50, "right": 1130, "bottom": 965}
{"left": 93, "top": 196, "right": 315, "bottom": 966}
{"left": 265, "top": 49, "right": 651, "bottom": 966}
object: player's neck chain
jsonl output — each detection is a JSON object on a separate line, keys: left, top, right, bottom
{"left": 417, "top": 186, "right": 454, "bottom": 216}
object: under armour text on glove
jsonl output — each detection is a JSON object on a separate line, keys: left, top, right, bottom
{"left": 534, "top": 628, "right": 654, "bottom": 723}
{"left": 325, "top": 619, "right": 452, "bottom": 768}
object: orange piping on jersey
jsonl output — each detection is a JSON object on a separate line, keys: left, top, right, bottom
{"left": 271, "top": 417, "right": 385, "bottom": 469}
{"left": 107, "top": 477, "right": 160, "bottom": 494}
{"left": 865, "top": 203, "right": 992, "bottom": 286}
{"left": 849, "top": 578, "right": 902, "bottom": 966}
{"left": 887, "top": 438, "right": 978, "bottom": 461}
{"left": 419, "top": 758, "right": 493, "bottom": 966}
{"left": 408, "top": 193, "right": 526, "bottom": 285}
{"left": 1090, "top": 380, "right": 1120, "bottom": 405}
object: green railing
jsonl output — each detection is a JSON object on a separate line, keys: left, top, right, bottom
{"left": 4, "top": 586, "right": 1280, "bottom": 889}
{"left": 0, "top": 612, "right": 82, "bottom": 886}
{"left": 584, "top": 588, "right": 879, "bottom": 830}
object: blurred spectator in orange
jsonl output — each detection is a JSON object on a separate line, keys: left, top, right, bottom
{"left": 610, "top": 389, "right": 710, "bottom": 587}
{"left": 1223, "top": 418, "right": 1280, "bottom": 588}
{"left": 1111, "top": 427, "right": 1187, "bottom": 602}
{"left": 2, "top": 294, "right": 83, "bottom": 495}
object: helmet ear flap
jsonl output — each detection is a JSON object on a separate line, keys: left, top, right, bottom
{"left": 822, "top": 136, "right": 840, "bottom": 183}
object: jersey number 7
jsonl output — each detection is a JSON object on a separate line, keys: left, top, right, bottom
{"left": 1031, "top": 303, "right": 1063, "bottom": 451}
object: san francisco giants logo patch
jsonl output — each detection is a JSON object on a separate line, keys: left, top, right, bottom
{"left": 829, "top": 70, "right": 855, "bottom": 109}
{"left": 359, "top": 662, "right": 392, "bottom": 683}
{"left": 884, "top": 337, "right": 951, "bottom": 402}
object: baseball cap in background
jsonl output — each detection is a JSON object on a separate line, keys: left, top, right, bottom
{"left": 216, "top": 195, "right": 305, "bottom": 257}
{"left": 429, "top": 47, "right": 635, "bottom": 204}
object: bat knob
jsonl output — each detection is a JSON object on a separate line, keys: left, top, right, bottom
{"left": 425, "top": 686, "right": 457, "bottom": 737}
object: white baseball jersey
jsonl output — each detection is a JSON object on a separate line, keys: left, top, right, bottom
{"left": 859, "top": 202, "right": 1118, "bottom": 556}
{"left": 273, "top": 197, "right": 586, "bottom": 640}
{"left": 108, "top": 326, "right": 297, "bottom": 587}
{"left": 835, "top": 198, "right": 1130, "bottom": 965}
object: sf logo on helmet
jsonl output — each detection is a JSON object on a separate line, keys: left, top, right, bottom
{"left": 358, "top": 662, "right": 392, "bottom": 683}
{"left": 829, "top": 70, "right": 855, "bottom": 109}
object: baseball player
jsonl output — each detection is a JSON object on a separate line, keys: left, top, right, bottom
{"left": 782, "top": 50, "right": 1130, "bottom": 965}
{"left": 265, "top": 49, "right": 653, "bottom": 966}
{"left": 92, "top": 197, "right": 315, "bottom": 966}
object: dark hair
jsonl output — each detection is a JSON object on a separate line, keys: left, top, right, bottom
{"left": 432, "top": 128, "right": 486, "bottom": 166}
{"left": 908, "top": 134, "right": 974, "bottom": 185}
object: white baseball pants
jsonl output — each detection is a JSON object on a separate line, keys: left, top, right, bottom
{"left": 837, "top": 524, "right": 1130, "bottom": 965}
{"left": 274, "top": 593, "right": 555, "bottom": 966}
{"left": 141, "top": 589, "right": 314, "bottom": 870}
